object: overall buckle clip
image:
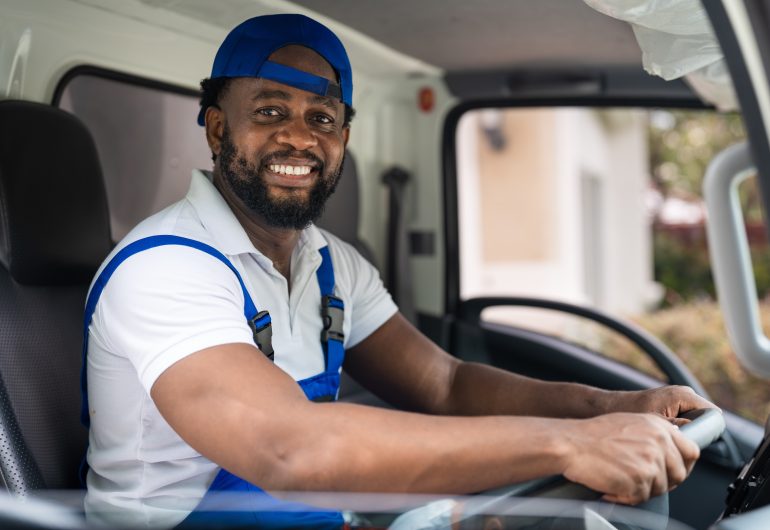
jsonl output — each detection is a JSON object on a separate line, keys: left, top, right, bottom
{"left": 248, "top": 310, "right": 274, "bottom": 360}
{"left": 321, "top": 295, "right": 344, "bottom": 343}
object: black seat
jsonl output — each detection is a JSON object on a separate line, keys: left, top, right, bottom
{"left": 0, "top": 100, "right": 112, "bottom": 493}
{"left": 317, "top": 150, "right": 377, "bottom": 267}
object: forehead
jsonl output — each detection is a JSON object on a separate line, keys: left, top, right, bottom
{"left": 227, "top": 77, "right": 340, "bottom": 111}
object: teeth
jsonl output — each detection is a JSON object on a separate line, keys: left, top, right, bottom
{"left": 269, "top": 164, "right": 312, "bottom": 176}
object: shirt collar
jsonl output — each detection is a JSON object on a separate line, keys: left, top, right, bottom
{"left": 186, "top": 169, "right": 328, "bottom": 258}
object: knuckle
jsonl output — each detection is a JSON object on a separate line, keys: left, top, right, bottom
{"left": 628, "top": 470, "right": 643, "bottom": 485}
{"left": 669, "top": 466, "right": 686, "bottom": 486}
{"left": 630, "top": 463, "right": 655, "bottom": 484}
{"left": 651, "top": 482, "right": 667, "bottom": 497}
{"left": 632, "top": 484, "right": 651, "bottom": 504}
{"left": 640, "top": 446, "right": 659, "bottom": 465}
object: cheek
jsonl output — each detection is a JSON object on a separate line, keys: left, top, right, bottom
{"left": 322, "top": 137, "right": 346, "bottom": 165}
{"left": 235, "top": 137, "right": 269, "bottom": 165}
{"left": 230, "top": 122, "right": 269, "bottom": 149}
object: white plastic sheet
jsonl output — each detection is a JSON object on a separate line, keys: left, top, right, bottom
{"left": 583, "top": 0, "right": 737, "bottom": 110}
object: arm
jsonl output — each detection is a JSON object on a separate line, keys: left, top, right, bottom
{"left": 152, "top": 336, "right": 699, "bottom": 504}
{"left": 345, "top": 313, "right": 715, "bottom": 419}
{"left": 151, "top": 341, "right": 570, "bottom": 494}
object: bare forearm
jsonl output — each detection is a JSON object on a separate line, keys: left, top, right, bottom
{"left": 346, "top": 316, "right": 612, "bottom": 419}
{"left": 441, "top": 361, "right": 612, "bottom": 418}
{"left": 248, "top": 401, "right": 569, "bottom": 493}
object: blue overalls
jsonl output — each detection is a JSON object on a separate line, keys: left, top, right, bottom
{"left": 81, "top": 235, "right": 346, "bottom": 529}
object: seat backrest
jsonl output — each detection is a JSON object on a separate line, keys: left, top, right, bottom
{"left": 0, "top": 100, "right": 112, "bottom": 492}
{"left": 316, "top": 150, "right": 378, "bottom": 267}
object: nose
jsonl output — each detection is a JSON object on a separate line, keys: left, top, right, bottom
{"left": 274, "top": 116, "right": 318, "bottom": 151}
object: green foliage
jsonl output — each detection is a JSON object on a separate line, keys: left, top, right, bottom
{"left": 753, "top": 246, "right": 770, "bottom": 297}
{"left": 653, "top": 231, "right": 714, "bottom": 306}
{"left": 649, "top": 110, "right": 746, "bottom": 199}
{"left": 653, "top": 230, "right": 770, "bottom": 306}
{"left": 642, "top": 110, "right": 770, "bottom": 424}
{"left": 648, "top": 110, "right": 770, "bottom": 305}
{"left": 630, "top": 301, "right": 770, "bottom": 424}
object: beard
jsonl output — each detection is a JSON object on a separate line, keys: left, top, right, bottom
{"left": 218, "top": 126, "right": 343, "bottom": 230}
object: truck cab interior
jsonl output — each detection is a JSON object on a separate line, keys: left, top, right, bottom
{"left": 2, "top": 1, "right": 770, "bottom": 528}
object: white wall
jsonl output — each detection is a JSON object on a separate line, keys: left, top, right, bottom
{"left": 457, "top": 107, "right": 655, "bottom": 319}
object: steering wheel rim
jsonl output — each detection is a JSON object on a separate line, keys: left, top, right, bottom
{"left": 473, "top": 408, "right": 727, "bottom": 510}
{"left": 456, "top": 296, "right": 744, "bottom": 469}
{"left": 385, "top": 410, "right": 725, "bottom": 530}
{"left": 459, "top": 297, "right": 705, "bottom": 392}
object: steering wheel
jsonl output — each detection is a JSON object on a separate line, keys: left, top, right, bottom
{"left": 457, "top": 297, "right": 745, "bottom": 470}
{"left": 385, "top": 410, "right": 726, "bottom": 530}
{"left": 383, "top": 410, "right": 725, "bottom": 530}
{"left": 472, "top": 408, "right": 727, "bottom": 511}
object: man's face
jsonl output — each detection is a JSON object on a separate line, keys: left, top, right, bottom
{"left": 209, "top": 45, "right": 349, "bottom": 230}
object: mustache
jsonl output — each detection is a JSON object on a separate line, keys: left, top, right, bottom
{"left": 260, "top": 150, "right": 324, "bottom": 169}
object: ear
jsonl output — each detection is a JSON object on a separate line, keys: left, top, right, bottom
{"left": 205, "top": 106, "right": 225, "bottom": 158}
{"left": 342, "top": 125, "right": 350, "bottom": 147}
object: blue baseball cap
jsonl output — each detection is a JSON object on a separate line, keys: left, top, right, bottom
{"left": 198, "top": 14, "right": 353, "bottom": 126}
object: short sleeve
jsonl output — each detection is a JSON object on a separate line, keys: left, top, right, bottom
{"left": 89, "top": 245, "right": 255, "bottom": 393}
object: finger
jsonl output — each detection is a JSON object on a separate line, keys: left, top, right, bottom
{"left": 686, "top": 398, "right": 720, "bottom": 413}
{"left": 642, "top": 444, "right": 668, "bottom": 499}
{"left": 676, "top": 389, "right": 720, "bottom": 414}
{"left": 670, "top": 430, "right": 701, "bottom": 474}
{"left": 602, "top": 492, "right": 641, "bottom": 505}
{"left": 650, "top": 468, "right": 668, "bottom": 498}
{"left": 663, "top": 433, "right": 689, "bottom": 490}
{"left": 625, "top": 466, "right": 657, "bottom": 506}
{"left": 665, "top": 452, "right": 688, "bottom": 491}
{"left": 669, "top": 417, "right": 691, "bottom": 427}
{"left": 602, "top": 493, "right": 626, "bottom": 504}
{"left": 595, "top": 468, "right": 643, "bottom": 505}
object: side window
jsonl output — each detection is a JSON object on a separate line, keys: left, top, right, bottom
{"left": 57, "top": 73, "right": 212, "bottom": 241}
{"left": 455, "top": 106, "right": 770, "bottom": 423}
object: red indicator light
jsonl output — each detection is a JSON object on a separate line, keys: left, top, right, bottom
{"left": 418, "top": 87, "right": 434, "bottom": 112}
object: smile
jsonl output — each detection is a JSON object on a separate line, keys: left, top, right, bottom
{"left": 268, "top": 164, "right": 313, "bottom": 176}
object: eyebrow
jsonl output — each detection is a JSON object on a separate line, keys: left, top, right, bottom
{"left": 250, "top": 89, "right": 338, "bottom": 111}
{"left": 250, "top": 89, "right": 291, "bottom": 102}
{"left": 309, "top": 94, "right": 338, "bottom": 111}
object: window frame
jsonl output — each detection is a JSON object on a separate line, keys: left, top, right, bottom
{"left": 442, "top": 97, "right": 712, "bottom": 318}
{"left": 52, "top": 65, "right": 198, "bottom": 107}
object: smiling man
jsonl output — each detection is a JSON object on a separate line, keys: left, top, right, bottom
{"left": 82, "top": 13, "right": 714, "bottom": 529}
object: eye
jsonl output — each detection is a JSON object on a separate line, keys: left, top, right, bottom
{"left": 253, "top": 107, "right": 282, "bottom": 119}
{"left": 313, "top": 113, "right": 335, "bottom": 126}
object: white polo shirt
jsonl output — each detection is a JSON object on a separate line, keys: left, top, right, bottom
{"left": 84, "top": 169, "right": 397, "bottom": 528}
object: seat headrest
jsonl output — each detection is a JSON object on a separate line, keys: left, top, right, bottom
{"left": 317, "top": 149, "right": 360, "bottom": 243}
{"left": 0, "top": 101, "right": 112, "bottom": 285}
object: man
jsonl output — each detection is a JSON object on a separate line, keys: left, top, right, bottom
{"left": 83, "top": 13, "right": 712, "bottom": 529}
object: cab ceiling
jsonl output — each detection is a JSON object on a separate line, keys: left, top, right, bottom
{"left": 288, "top": 0, "right": 642, "bottom": 73}
{"left": 138, "top": 0, "right": 642, "bottom": 74}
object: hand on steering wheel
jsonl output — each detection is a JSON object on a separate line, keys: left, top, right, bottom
{"left": 389, "top": 410, "right": 724, "bottom": 530}
{"left": 481, "top": 408, "right": 725, "bottom": 505}
{"left": 562, "top": 412, "right": 700, "bottom": 504}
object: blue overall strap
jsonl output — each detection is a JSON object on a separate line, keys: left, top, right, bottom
{"left": 180, "top": 246, "right": 347, "bottom": 528}
{"left": 316, "top": 246, "right": 345, "bottom": 375}
{"left": 178, "top": 470, "right": 344, "bottom": 530}
{"left": 79, "top": 235, "right": 272, "bottom": 429}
